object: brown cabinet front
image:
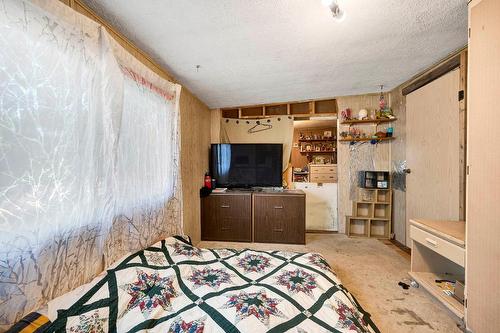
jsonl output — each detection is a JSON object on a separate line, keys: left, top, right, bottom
{"left": 201, "top": 193, "right": 252, "bottom": 242}
{"left": 253, "top": 194, "right": 305, "bottom": 244}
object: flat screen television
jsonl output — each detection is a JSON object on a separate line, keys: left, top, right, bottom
{"left": 210, "top": 143, "right": 283, "bottom": 188}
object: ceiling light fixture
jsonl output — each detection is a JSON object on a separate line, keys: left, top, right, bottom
{"left": 321, "top": 0, "right": 345, "bottom": 21}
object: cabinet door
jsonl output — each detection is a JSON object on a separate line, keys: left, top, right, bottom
{"left": 467, "top": 1, "right": 500, "bottom": 331}
{"left": 201, "top": 194, "right": 252, "bottom": 242}
{"left": 254, "top": 195, "right": 305, "bottom": 244}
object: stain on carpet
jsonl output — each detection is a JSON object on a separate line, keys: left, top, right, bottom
{"left": 391, "top": 307, "right": 434, "bottom": 329}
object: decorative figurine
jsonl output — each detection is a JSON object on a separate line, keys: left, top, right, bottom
{"left": 358, "top": 109, "right": 368, "bottom": 120}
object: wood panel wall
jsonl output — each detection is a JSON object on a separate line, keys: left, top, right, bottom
{"left": 336, "top": 94, "right": 392, "bottom": 234}
{"left": 180, "top": 95, "right": 211, "bottom": 245}
{"left": 59, "top": 0, "right": 211, "bottom": 244}
{"left": 389, "top": 87, "right": 407, "bottom": 245}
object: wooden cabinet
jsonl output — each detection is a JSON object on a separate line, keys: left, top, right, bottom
{"left": 309, "top": 164, "right": 337, "bottom": 183}
{"left": 201, "top": 192, "right": 252, "bottom": 242}
{"left": 253, "top": 193, "right": 306, "bottom": 244}
{"left": 467, "top": 1, "right": 500, "bottom": 331}
{"left": 201, "top": 190, "right": 305, "bottom": 244}
{"left": 409, "top": 219, "right": 465, "bottom": 320}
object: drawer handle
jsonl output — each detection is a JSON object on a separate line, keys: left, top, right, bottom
{"left": 274, "top": 205, "right": 284, "bottom": 209}
{"left": 221, "top": 227, "right": 231, "bottom": 231}
{"left": 425, "top": 238, "right": 438, "bottom": 247}
{"left": 221, "top": 205, "right": 230, "bottom": 208}
{"left": 273, "top": 228, "right": 284, "bottom": 232}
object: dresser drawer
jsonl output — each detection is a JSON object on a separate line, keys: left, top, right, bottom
{"left": 213, "top": 195, "right": 249, "bottom": 217}
{"left": 310, "top": 174, "right": 338, "bottom": 183}
{"left": 201, "top": 194, "right": 252, "bottom": 242}
{"left": 254, "top": 194, "right": 305, "bottom": 244}
{"left": 410, "top": 225, "right": 465, "bottom": 267}
{"left": 310, "top": 165, "right": 337, "bottom": 174}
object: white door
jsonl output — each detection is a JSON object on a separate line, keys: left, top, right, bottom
{"left": 405, "top": 69, "right": 460, "bottom": 245}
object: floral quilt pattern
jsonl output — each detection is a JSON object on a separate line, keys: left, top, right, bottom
{"left": 121, "top": 270, "right": 179, "bottom": 318}
{"left": 47, "top": 236, "right": 379, "bottom": 332}
{"left": 222, "top": 290, "right": 285, "bottom": 326}
{"left": 188, "top": 267, "right": 233, "bottom": 290}
{"left": 275, "top": 268, "right": 318, "bottom": 296}
{"left": 236, "top": 253, "right": 272, "bottom": 274}
{"left": 167, "top": 316, "right": 206, "bottom": 333}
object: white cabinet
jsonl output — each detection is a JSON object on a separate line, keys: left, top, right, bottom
{"left": 309, "top": 164, "right": 337, "bottom": 183}
{"left": 409, "top": 219, "right": 465, "bottom": 319}
{"left": 293, "top": 182, "right": 337, "bottom": 231}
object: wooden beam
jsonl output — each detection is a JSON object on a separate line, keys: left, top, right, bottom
{"left": 402, "top": 54, "right": 461, "bottom": 96}
{"left": 458, "top": 50, "right": 468, "bottom": 221}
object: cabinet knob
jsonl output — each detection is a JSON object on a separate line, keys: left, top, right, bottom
{"left": 221, "top": 205, "right": 230, "bottom": 208}
{"left": 274, "top": 205, "right": 284, "bottom": 209}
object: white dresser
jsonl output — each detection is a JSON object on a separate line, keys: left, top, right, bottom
{"left": 409, "top": 219, "right": 465, "bottom": 319}
{"left": 309, "top": 164, "right": 337, "bottom": 183}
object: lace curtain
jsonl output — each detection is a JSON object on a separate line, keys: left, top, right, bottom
{"left": 0, "top": 0, "right": 182, "bottom": 329}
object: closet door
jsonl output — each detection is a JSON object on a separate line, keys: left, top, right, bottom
{"left": 467, "top": 0, "right": 500, "bottom": 331}
{"left": 405, "top": 70, "right": 461, "bottom": 245}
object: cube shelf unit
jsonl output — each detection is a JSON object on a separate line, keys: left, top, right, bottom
{"left": 219, "top": 98, "right": 338, "bottom": 119}
{"left": 347, "top": 188, "right": 392, "bottom": 238}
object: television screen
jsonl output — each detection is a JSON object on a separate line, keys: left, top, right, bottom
{"left": 211, "top": 144, "right": 283, "bottom": 188}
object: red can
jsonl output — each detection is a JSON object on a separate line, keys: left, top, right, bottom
{"left": 204, "top": 172, "right": 212, "bottom": 189}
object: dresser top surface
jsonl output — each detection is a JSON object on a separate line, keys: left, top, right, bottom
{"left": 210, "top": 189, "right": 305, "bottom": 196}
{"left": 309, "top": 164, "right": 337, "bottom": 166}
{"left": 410, "top": 219, "right": 465, "bottom": 246}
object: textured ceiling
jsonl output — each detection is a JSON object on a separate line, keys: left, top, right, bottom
{"left": 82, "top": 0, "right": 468, "bottom": 108}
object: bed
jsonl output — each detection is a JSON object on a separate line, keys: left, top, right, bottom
{"left": 31, "top": 236, "right": 379, "bottom": 332}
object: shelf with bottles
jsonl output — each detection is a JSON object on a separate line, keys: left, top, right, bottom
{"left": 298, "top": 138, "right": 336, "bottom": 142}
{"left": 339, "top": 126, "right": 394, "bottom": 143}
{"left": 340, "top": 117, "right": 397, "bottom": 125}
{"left": 298, "top": 132, "right": 336, "bottom": 141}
{"left": 299, "top": 140, "right": 336, "bottom": 153}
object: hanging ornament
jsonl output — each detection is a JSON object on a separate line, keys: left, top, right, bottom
{"left": 379, "top": 84, "right": 386, "bottom": 111}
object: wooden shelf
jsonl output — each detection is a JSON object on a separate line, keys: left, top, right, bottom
{"left": 348, "top": 233, "right": 368, "bottom": 238}
{"left": 298, "top": 139, "right": 335, "bottom": 142}
{"left": 299, "top": 150, "right": 335, "bottom": 154}
{"left": 339, "top": 137, "right": 395, "bottom": 142}
{"left": 409, "top": 271, "right": 464, "bottom": 319}
{"left": 220, "top": 98, "right": 337, "bottom": 119}
{"left": 340, "top": 118, "right": 397, "bottom": 125}
{"left": 347, "top": 188, "right": 392, "bottom": 239}
{"left": 370, "top": 217, "right": 391, "bottom": 221}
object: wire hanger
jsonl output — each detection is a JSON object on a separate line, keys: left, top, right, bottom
{"left": 248, "top": 121, "right": 273, "bottom": 134}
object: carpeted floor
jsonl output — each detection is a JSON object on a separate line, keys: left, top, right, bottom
{"left": 199, "top": 233, "right": 463, "bottom": 333}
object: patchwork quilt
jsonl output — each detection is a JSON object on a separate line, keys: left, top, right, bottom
{"left": 46, "top": 236, "right": 379, "bottom": 332}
